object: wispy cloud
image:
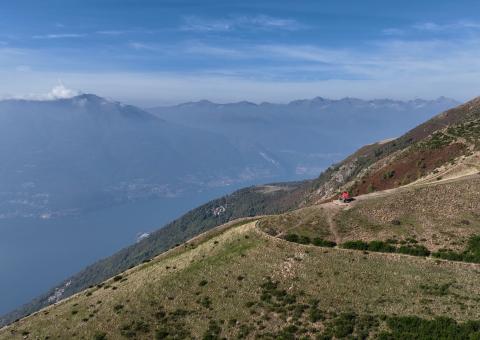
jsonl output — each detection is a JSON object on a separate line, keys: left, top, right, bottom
{"left": 180, "top": 15, "right": 305, "bottom": 32}
{"left": 413, "top": 20, "right": 480, "bottom": 32}
{"left": 128, "top": 42, "right": 159, "bottom": 51}
{"left": 32, "top": 33, "right": 86, "bottom": 39}
{"left": 96, "top": 30, "right": 129, "bottom": 35}
{"left": 95, "top": 29, "right": 154, "bottom": 36}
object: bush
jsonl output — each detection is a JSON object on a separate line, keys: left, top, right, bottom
{"left": 342, "top": 241, "right": 369, "bottom": 251}
{"left": 93, "top": 332, "right": 107, "bottom": 340}
{"left": 367, "top": 241, "right": 396, "bottom": 253}
{"left": 198, "top": 296, "right": 212, "bottom": 309}
{"left": 309, "top": 307, "right": 324, "bottom": 322}
{"left": 380, "top": 316, "right": 480, "bottom": 339}
{"left": 284, "top": 233, "right": 310, "bottom": 245}
{"left": 203, "top": 320, "right": 222, "bottom": 340}
{"left": 432, "top": 235, "right": 480, "bottom": 263}
{"left": 298, "top": 235, "right": 311, "bottom": 244}
{"left": 284, "top": 234, "right": 299, "bottom": 243}
{"left": 397, "top": 245, "right": 430, "bottom": 257}
{"left": 331, "top": 312, "right": 356, "bottom": 338}
{"left": 312, "top": 238, "right": 336, "bottom": 247}
{"left": 383, "top": 170, "right": 395, "bottom": 180}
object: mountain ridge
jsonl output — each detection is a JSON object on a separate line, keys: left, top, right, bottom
{"left": 153, "top": 96, "right": 458, "bottom": 109}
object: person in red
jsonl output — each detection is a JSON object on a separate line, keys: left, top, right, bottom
{"left": 340, "top": 191, "right": 351, "bottom": 203}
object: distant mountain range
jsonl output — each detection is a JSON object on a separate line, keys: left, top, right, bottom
{"left": 0, "top": 94, "right": 282, "bottom": 220}
{"left": 149, "top": 96, "right": 458, "bottom": 177}
{"left": 0, "top": 94, "right": 457, "bottom": 220}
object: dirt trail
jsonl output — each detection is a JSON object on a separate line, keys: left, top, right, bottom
{"left": 315, "top": 170, "right": 480, "bottom": 244}
{"left": 322, "top": 202, "right": 342, "bottom": 244}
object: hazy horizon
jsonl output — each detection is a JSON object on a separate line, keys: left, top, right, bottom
{"left": 1, "top": 0, "right": 480, "bottom": 106}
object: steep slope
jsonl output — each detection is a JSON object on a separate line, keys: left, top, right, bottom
{"left": 4, "top": 172, "right": 480, "bottom": 339}
{"left": 308, "top": 96, "right": 480, "bottom": 201}
{"left": 0, "top": 181, "right": 311, "bottom": 327}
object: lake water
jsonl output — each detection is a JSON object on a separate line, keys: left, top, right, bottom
{"left": 0, "top": 186, "right": 234, "bottom": 315}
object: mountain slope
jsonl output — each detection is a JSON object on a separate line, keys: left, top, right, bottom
{"left": 0, "top": 181, "right": 311, "bottom": 327}
{"left": 3, "top": 173, "right": 480, "bottom": 339}
{"left": 307, "top": 96, "right": 480, "bottom": 201}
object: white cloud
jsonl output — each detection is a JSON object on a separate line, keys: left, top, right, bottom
{"left": 2, "top": 84, "right": 80, "bottom": 101}
{"left": 47, "top": 84, "right": 79, "bottom": 99}
{"left": 180, "top": 15, "right": 304, "bottom": 32}
{"left": 128, "top": 42, "right": 159, "bottom": 51}
{"left": 413, "top": 20, "right": 480, "bottom": 32}
{"left": 96, "top": 30, "right": 128, "bottom": 35}
{"left": 32, "top": 33, "right": 86, "bottom": 39}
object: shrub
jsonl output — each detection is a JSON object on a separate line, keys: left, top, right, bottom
{"left": 312, "top": 238, "right": 336, "bottom": 247}
{"left": 284, "top": 234, "right": 299, "bottom": 243}
{"left": 398, "top": 245, "right": 430, "bottom": 257}
{"left": 380, "top": 316, "right": 480, "bottom": 339}
{"left": 298, "top": 235, "right": 311, "bottom": 244}
{"left": 203, "top": 320, "right": 222, "bottom": 340}
{"left": 331, "top": 313, "right": 356, "bottom": 338}
{"left": 284, "top": 233, "right": 310, "bottom": 245}
{"left": 198, "top": 296, "right": 212, "bottom": 309}
{"left": 342, "top": 241, "right": 369, "bottom": 251}
{"left": 367, "top": 241, "right": 396, "bottom": 253}
{"left": 199, "top": 279, "right": 208, "bottom": 287}
{"left": 309, "top": 307, "right": 324, "bottom": 322}
{"left": 93, "top": 332, "right": 107, "bottom": 340}
{"left": 432, "top": 235, "right": 480, "bottom": 263}
{"left": 420, "top": 282, "right": 452, "bottom": 296}
{"left": 383, "top": 170, "right": 395, "bottom": 180}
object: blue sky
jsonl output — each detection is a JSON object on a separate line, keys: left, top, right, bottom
{"left": 1, "top": 0, "right": 480, "bottom": 105}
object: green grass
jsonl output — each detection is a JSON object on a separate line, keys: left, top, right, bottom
{"left": 5, "top": 220, "right": 480, "bottom": 339}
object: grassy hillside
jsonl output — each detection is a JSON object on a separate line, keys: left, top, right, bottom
{"left": 4, "top": 201, "right": 480, "bottom": 339}
{"left": 0, "top": 182, "right": 310, "bottom": 327}
{"left": 260, "top": 175, "right": 480, "bottom": 254}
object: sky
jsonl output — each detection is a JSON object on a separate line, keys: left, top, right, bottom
{"left": 1, "top": 0, "right": 480, "bottom": 106}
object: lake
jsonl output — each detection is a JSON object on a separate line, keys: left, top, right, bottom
{"left": 0, "top": 186, "right": 235, "bottom": 315}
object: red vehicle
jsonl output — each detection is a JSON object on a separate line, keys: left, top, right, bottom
{"left": 339, "top": 191, "right": 352, "bottom": 203}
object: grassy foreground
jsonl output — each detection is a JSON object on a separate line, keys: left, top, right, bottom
{"left": 4, "top": 218, "right": 480, "bottom": 339}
